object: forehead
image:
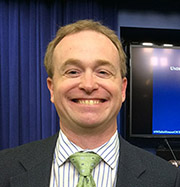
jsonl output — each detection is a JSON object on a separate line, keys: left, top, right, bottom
{"left": 53, "top": 30, "right": 120, "bottom": 67}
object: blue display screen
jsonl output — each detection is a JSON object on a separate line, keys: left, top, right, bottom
{"left": 152, "top": 48, "right": 180, "bottom": 135}
{"left": 130, "top": 46, "right": 180, "bottom": 136}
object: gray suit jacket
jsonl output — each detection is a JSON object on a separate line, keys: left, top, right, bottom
{"left": 0, "top": 132, "right": 180, "bottom": 187}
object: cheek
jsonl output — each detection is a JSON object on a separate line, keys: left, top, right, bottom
{"left": 53, "top": 87, "right": 68, "bottom": 116}
{"left": 52, "top": 82, "right": 65, "bottom": 102}
{"left": 54, "top": 86, "right": 65, "bottom": 100}
{"left": 105, "top": 80, "right": 122, "bottom": 95}
{"left": 110, "top": 84, "right": 125, "bottom": 106}
{"left": 53, "top": 80, "right": 77, "bottom": 102}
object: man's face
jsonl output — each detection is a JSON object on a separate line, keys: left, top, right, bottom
{"left": 47, "top": 30, "right": 127, "bottom": 134}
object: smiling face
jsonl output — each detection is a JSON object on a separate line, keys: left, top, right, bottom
{"left": 47, "top": 30, "right": 127, "bottom": 135}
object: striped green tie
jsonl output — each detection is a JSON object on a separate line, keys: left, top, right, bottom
{"left": 69, "top": 152, "right": 101, "bottom": 187}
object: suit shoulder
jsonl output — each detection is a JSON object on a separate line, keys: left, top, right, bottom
{"left": 120, "top": 136, "right": 179, "bottom": 175}
{"left": 0, "top": 133, "right": 58, "bottom": 187}
{"left": 118, "top": 136, "right": 180, "bottom": 187}
{"left": 0, "top": 133, "right": 58, "bottom": 166}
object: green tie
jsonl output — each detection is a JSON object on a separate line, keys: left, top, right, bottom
{"left": 69, "top": 152, "right": 101, "bottom": 187}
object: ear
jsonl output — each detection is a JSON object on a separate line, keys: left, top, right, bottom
{"left": 121, "top": 77, "right": 127, "bottom": 102}
{"left": 47, "top": 77, "right": 54, "bottom": 103}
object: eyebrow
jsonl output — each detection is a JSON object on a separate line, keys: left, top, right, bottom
{"left": 60, "top": 58, "right": 117, "bottom": 72}
{"left": 94, "top": 59, "right": 117, "bottom": 71}
{"left": 60, "top": 59, "right": 82, "bottom": 71}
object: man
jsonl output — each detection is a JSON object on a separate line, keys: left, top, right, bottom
{"left": 0, "top": 20, "right": 179, "bottom": 187}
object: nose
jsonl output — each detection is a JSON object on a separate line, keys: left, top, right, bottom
{"left": 79, "top": 70, "right": 98, "bottom": 93}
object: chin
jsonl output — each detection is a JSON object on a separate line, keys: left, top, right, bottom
{"left": 75, "top": 119, "right": 102, "bottom": 128}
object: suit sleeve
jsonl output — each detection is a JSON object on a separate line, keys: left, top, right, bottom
{"left": 175, "top": 168, "right": 180, "bottom": 187}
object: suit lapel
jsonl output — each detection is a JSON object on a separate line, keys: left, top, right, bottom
{"left": 116, "top": 161, "right": 145, "bottom": 187}
{"left": 116, "top": 136, "right": 146, "bottom": 187}
{"left": 10, "top": 133, "right": 59, "bottom": 187}
{"left": 9, "top": 133, "right": 149, "bottom": 187}
{"left": 10, "top": 156, "right": 52, "bottom": 187}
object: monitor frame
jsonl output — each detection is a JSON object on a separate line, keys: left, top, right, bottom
{"left": 124, "top": 43, "right": 180, "bottom": 148}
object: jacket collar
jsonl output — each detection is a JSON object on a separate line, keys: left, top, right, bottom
{"left": 10, "top": 132, "right": 147, "bottom": 187}
{"left": 116, "top": 135, "right": 146, "bottom": 187}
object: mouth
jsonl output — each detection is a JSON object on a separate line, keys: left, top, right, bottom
{"left": 71, "top": 99, "right": 107, "bottom": 105}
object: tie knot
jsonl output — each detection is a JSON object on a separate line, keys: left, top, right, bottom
{"left": 69, "top": 152, "right": 101, "bottom": 176}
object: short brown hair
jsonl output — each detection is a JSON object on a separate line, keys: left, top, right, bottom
{"left": 44, "top": 19, "right": 127, "bottom": 78}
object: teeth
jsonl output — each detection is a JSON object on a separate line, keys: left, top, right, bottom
{"left": 78, "top": 100, "right": 100, "bottom": 105}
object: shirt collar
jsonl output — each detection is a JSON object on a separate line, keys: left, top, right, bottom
{"left": 93, "top": 131, "right": 119, "bottom": 169}
{"left": 54, "top": 130, "right": 119, "bottom": 169}
{"left": 54, "top": 130, "right": 82, "bottom": 166}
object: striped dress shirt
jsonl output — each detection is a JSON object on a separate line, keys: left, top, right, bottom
{"left": 49, "top": 130, "right": 119, "bottom": 187}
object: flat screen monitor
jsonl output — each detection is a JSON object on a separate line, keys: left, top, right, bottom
{"left": 126, "top": 44, "right": 180, "bottom": 147}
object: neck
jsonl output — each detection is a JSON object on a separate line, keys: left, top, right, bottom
{"left": 60, "top": 123, "right": 117, "bottom": 149}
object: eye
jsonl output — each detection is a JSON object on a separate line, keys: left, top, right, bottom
{"left": 96, "top": 69, "right": 112, "bottom": 78}
{"left": 64, "top": 69, "right": 81, "bottom": 78}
